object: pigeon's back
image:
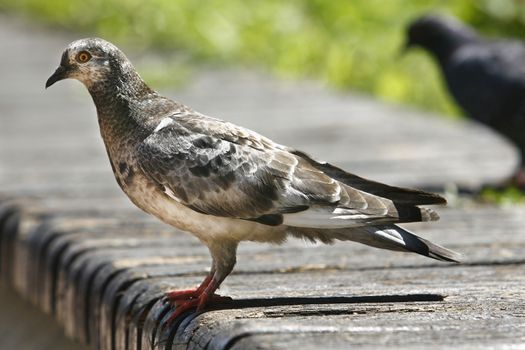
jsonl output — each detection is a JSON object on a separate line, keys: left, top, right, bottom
{"left": 445, "top": 39, "right": 525, "bottom": 127}
{"left": 406, "top": 14, "right": 525, "bottom": 167}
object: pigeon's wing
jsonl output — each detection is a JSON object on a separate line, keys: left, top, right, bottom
{"left": 287, "top": 149, "right": 446, "bottom": 205}
{"left": 137, "top": 114, "right": 439, "bottom": 227}
{"left": 162, "top": 114, "right": 446, "bottom": 205}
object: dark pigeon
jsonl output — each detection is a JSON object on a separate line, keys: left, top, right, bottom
{"left": 405, "top": 14, "right": 525, "bottom": 184}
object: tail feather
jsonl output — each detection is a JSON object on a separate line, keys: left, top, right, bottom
{"left": 289, "top": 224, "right": 462, "bottom": 262}
{"left": 360, "top": 225, "right": 462, "bottom": 263}
{"left": 395, "top": 205, "right": 440, "bottom": 223}
{"left": 290, "top": 149, "right": 447, "bottom": 205}
{"left": 411, "top": 235, "right": 462, "bottom": 262}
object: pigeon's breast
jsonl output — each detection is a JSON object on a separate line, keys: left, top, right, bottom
{"left": 112, "top": 158, "right": 136, "bottom": 189}
{"left": 104, "top": 141, "right": 287, "bottom": 244}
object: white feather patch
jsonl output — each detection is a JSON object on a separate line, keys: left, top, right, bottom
{"left": 282, "top": 206, "right": 379, "bottom": 228}
{"left": 154, "top": 117, "right": 174, "bottom": 132}
{"left": 164, "top": 186, "right": 182, "bottom": 202}
{"left": 370, "top": 227, "right": 405, "bottom": 246}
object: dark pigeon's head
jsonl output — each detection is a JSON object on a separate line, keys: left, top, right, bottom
{"left": 404, "top": 15, "right": 478, "bottom": 59}
{"left": 46, "top": 38, "right": 132, "bottom": 89}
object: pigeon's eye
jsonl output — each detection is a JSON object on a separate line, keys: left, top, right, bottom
{"left": 76, "top": 51, "right": 92, "bottom": 63}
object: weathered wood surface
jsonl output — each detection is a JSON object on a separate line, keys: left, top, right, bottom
{"left": 2, "top": 197, "right": 525, "bottom": 349}
{"left": 0, "top": 286, "right": 89, "bottom": 350}
{"left": 1, "top": 14, "right": 525, "bottom": 350}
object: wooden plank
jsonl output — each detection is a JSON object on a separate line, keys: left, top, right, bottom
{"left": 0, "top": 200, "right": 20, "bottom": 285}
{"left": 8, "top": 202, "right": 523, "bottom": 348}
{"left": 2, "top": 196, "right": 525, "bottom": 349}
{"left": 166, "top": 264, "right": 525, "bottom": 350}
{"left": 0, "top": 287, "right": 89, "bottom": 350}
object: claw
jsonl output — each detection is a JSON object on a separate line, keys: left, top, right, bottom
{"left": 167, "top": 298, "right": 201, "bottom": 323}
{"left": 167, "top": 292, "right": 232, "bottom": 323}
{"left": 165, "top": 276, "right": 233, "bottom": 323}
{"left": 167, "top": 274, "right": 213, "bottom": 302}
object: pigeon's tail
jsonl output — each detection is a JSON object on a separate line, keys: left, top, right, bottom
{"left": 352, "top": 225, "right": 462, "bottom": 263}
{"left": 291, "top": 225, "right": 461, "bottom": 263}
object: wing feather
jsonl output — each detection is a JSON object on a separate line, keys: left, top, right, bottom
{"left": 137, "top": 114, "right": 440, "bottom": 227}
{"left": 289, "top": 149, "right": 447, "bottom": 205}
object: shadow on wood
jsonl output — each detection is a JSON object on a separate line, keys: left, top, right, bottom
{"left": 203, "top": 293, "right": 446, "bottom": 310}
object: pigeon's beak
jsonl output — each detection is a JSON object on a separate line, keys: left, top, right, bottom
{"left": 45, "top": 66, "right": 68, "bottom": 89}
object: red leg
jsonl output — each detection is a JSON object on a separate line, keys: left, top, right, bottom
{"left": 166, "top": 243, "right": 238, "bottom": 323}
{"left": 166, "top": 277, "right": 232, "bottom": 323}
{"left": 166, "top": 274, "right": 213, "bottom": 301}
{"left": 196, "top": 277, "right": 232, "bottom": 311}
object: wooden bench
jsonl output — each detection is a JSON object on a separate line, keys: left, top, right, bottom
{"left": 2, "top": 196, "right": 525, "bottom": 349}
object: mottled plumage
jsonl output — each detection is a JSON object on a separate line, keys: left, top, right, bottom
{"left": 47, "top": 38, "right": 460, "bottom": 320}
{"left": 138, "top": 113, "right": 444, "bottom": 228}
{"left": 405, "top": 14, "right": 525, "bottom": 180}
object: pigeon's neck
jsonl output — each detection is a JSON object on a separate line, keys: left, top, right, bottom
{"left": 87, "top": 64, "right": 170, "bottom": 156}
{"left": 428, "top": 30, "right": 478, "bottom": 64}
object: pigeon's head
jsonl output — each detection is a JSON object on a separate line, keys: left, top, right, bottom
{"left": 403, "top": 15, "right": 477, "bottom": 58}
{"left": 46, "top": 38, "right": 131, "bottom": 89}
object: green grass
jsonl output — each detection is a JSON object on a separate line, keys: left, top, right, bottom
{"left": 3, "top": 0, "right": 525, "bottom": 117}
{"left": 481, "top": 186, "right": 525, "bottom": 205}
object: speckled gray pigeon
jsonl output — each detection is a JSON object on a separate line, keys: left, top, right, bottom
{"left": 405, "top": 14, "right": 525, "bottom": 184}
{"left": 46, "top": 38, "right": 460, "bottom": 321}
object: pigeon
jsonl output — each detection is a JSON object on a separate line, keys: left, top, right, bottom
{"left": 404, "top": 14, "right": 525, "bottom": 184}
{"left": 46, "top": 38, "right": 460, "bottom": 321}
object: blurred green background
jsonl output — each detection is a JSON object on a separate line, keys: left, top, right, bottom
{"left": 1, "top": 0, "right": 525, "bottom": 117}
{"left": 1, "top": 0, "right": 525, "bottom": 203}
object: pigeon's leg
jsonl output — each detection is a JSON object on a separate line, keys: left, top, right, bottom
{"left": 167, "top": 242, "right": 237, "bottom": 321}
{"left": 166, "top": 273, "right": 214, "bottom": 301}
{"left": 194, "top": 242, "right": 238, "bottom": 310}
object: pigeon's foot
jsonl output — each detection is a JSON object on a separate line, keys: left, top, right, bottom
{"left": 167, "top": 290, "right": 232, "bottom": 322}
{"left": 167, "top": 293, "right": 232, "bottom": 322}
{"left": 167, "top": 274, "right": 213, "bottom": 302}
{"left": 166, "top": 275, "right": 232, "bottom": 322}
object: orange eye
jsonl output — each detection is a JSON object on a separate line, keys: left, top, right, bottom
{"left": 76, "top": 51, "right": 91, "bottom": 63}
